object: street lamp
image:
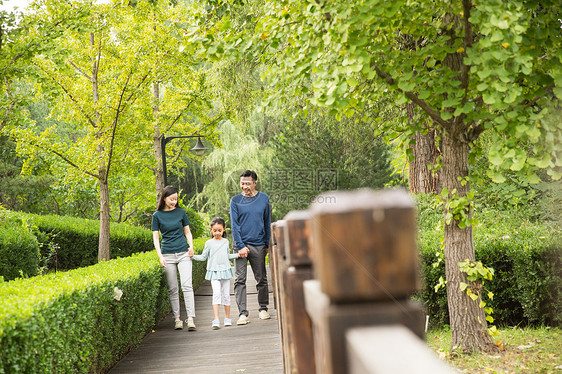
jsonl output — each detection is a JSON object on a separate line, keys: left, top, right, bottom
{"left": 161, "top": 135, "right": 207, "bottom": 187}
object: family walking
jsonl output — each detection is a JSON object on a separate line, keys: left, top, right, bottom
{"left": 151, "top": 170, "right": 272, "bottom": 330}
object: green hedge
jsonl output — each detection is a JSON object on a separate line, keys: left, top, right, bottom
{"left": 0, "top": 251, "right": 169, "bottom": 374}
{"left": 16, "top": 212, "right": 154, "bottom": 270}
{"left": 0, "top": 225, "right": 40, "bottom": 281}
{"left": 416, "top": 195, "right": 562, "bottom": 328}
{"left": 192, "top": 237, "right": 208, "bottom": 291}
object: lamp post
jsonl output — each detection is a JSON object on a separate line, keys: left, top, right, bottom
{"left": 161, "top": 135, "right": 207, "bottom": 187}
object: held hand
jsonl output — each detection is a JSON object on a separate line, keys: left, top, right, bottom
{"left": 188, "top": 249, "right": 194, "bottom": 257}
{"left": 159, "top": 256, "right": 167, "bottom": 268}
{"left": 239, "top": 247, "right": 249, "bottom": 258}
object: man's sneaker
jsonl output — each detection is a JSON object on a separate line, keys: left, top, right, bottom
{"left": 259, "top": 310, "right": 271, "bottom": 320}
{"left": 174, "top": 320, "right": 183, "bottom": 330}
{"left": 224, "top": 318, "right": 232, "bottom": 327}
{"left": 186, "top": 317, "right": 196, "bottom": 331}
{"left": 212, "top": 319, "right": 220, "bottom": 330}
{"left": 237, "top": 315, "right": 249, "bottom": 325}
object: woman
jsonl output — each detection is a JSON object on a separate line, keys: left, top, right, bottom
{"left": 152, "top": 185, "right": 196, "bottom": 331}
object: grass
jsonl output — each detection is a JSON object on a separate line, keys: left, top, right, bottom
{"left": 426, "top": 326, "right": 562, "bottom": 373}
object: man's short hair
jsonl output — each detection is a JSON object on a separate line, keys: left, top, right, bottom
{"left": 240, "top": 169, "right": 258, "bottom": 181}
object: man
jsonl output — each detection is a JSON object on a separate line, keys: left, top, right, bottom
{"left": 230, "top": 170, "right": 271, "bottom": 325}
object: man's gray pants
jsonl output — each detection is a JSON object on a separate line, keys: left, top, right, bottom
{"left": 234, "top": 244, "right": 269, "bottom": 317}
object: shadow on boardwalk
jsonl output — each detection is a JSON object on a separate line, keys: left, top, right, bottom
{"left": 109, "top": 266, "right": 283, "bottom": 374}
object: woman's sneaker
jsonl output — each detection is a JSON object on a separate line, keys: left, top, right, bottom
{"left": 236, "top": 315, "right": 249, "bottom": 325}
{"left": 186, "top": 317, "right": 196, "bottom": 331}
{"left": 174, "top": 320, "right": 183, "bottom": 330}
{"left": 212, "top": 319, "right": 220, "bottom": 330}
{"left": 224, "top": 318, "right": 232, "bottom": 327}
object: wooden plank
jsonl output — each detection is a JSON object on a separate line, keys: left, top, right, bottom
{"left": 303, "top": 280, "right": 424, "bottom": 374}
{"left": 270, "top": 221, "right": 286, "bottom": 317}
{"left": 282, "top": 267, "right": 316, "bottom": 374}
{"left": 271, "top": 221, "right": 292, "bottom": 374}
{"left": 283, "top": 210, "right": 314, "bottom": 266}
{"left": 108, "top": 266, "right": 282, "bottom": 374}
{"left": 346, "top": 325, "right": 457, "bottom": 374}
{"left": 310, "top": 189, "right": 419, "bottom": 303}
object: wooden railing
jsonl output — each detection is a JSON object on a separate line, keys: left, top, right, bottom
{"left": 270, "top": 189, "right": 455, "bottom": 374}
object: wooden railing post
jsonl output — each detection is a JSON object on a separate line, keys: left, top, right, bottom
{"left": 271, "top": 211, "right": 316, "bottom": 374}
{"left": 282, "top": 210, "right": 316, "bottom": 374}
{"left": 270, "top": 220, "right": 290, "bottom": 373}
{"left": 304, "top": 189, "right": 425, "bottom": 374}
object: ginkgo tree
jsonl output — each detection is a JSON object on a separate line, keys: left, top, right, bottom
{"left": 13, "top": 0, "right": 158, "bottom": 261}
{"left": 11, "top": 0, "right": 219, "bottom": 260}
{"left": 200, "top": 0, "right": 562, "bottom": 352}
{"left": 259, "top": 0, "right": 561, "bottom": 353}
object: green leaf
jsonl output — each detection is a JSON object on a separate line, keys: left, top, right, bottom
{"left": 487, "top": 169, "right": 506, "bottom": 183}
{"left": 460, "top": 282, "right": 468, "bottom": 291}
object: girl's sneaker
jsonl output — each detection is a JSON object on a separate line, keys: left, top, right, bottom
{"left": 224, "top": 318, "right": 232, "bottom": 327}
{"left": 212, "top": 319, "right": 220, "bottom": 330}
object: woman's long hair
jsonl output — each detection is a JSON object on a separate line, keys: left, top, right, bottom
{"left": 157, "top": 186, "right": 179, "bottom": 211}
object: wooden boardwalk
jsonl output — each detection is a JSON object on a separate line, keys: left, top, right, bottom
{"left": 109, "top": 266, "right": 283, "bottom": 374}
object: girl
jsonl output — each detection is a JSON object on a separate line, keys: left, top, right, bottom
{"left": 152, "top": 186, "right": 196, "bottom": 331}
{"left": 192, "top": 217, "right": 240, "bottom": 329}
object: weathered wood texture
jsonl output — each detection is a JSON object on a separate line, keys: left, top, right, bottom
{"left": 282, "top": 267, "right": 315, "bottom": 374}
{"left": 279, "top": 210, "right": 316, "bottom": 374}
{"left": 283, "top": 210, "right": 314, "bottom": 266}
{"left": 270, "top": 220, "right": 291, "bottom": 373}
{"left": 310, "top": 189, "right": 419, "bottom": 303}
{"left": 108, "top": 266, "right": 282, "bottom": 374}
{"left": 304, "top": 280, "right": 424, "bottom": 374}
{"left": 346, "top": 325, "right": 457, "bottom": 374}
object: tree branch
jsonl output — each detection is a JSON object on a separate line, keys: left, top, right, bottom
{"left": 460, "top": 0, "right": 473, "bottom": 106}
{"left": 373, "top": 64, "right": 451, "bottom": 130}
{"left": 68, "top": 60, "right": 92, "bottom": 81}
{"left": 163, "top": 98, "right": 195, "bottom": 135}
{"left": 23, "top": 138, "right": 98, "bottom": 179}
{"left": 106, "top": 69, "right": 133, "bottom": 178}
{"left": 34, "top": 62, "right": 98, "bottom": 128}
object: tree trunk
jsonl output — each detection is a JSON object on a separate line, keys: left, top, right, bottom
{"left": 407, "top": 104, "right": 441, "bottom": 194}
{"left": 98, "top": 173, "right": 111, "bottom": 262}
{"left": 442, "top": 131, "right": 495, "bottom": 353}
{"left": 90, "top": 31, "right": 111, "bottom": 262}
{"left": 153, "top": 81, "right": 164, "bottom": 197}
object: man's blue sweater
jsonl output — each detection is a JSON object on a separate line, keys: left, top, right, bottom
{"left": 230, "top": 191, "right": 271, "bottom": 250}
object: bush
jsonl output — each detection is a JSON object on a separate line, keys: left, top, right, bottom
{"left": 14, "top": 212, "right": 153, "bottom": 270}
{"left": 191, "top": 237, "right": 209, "bottom": 291}
{"left": 0, "top": 225, "right": 39, "bottom": 281}
{"left": 0, "top": 251, "right": 169, "bottom": 373}
{"left": 185, "top": 207, "right": 206, "bottom": 239}
{"left": 415, "top": 194, "right": 562, "bottom": 328}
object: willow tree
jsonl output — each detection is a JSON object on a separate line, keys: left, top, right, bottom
{"left": 201, "top": 0, "right": 562, "bottom": 352}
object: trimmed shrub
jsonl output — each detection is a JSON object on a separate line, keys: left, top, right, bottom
{"left": 0, "top": 225, "right": 39, "bottom": 281}
{"left": 192, "top": 237, "right": 208, "bottom": 291}
{"left": 416, "top": 194, "right": 562, "bottom": 328}
{"left": 185, "top": 207, "right": 206, "bottom": 239}
{"left": 15, "top": 212, "right": 153, "bottom": 270}
{"left": 0, "top": 251, "right": 169, "bottom": 373}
